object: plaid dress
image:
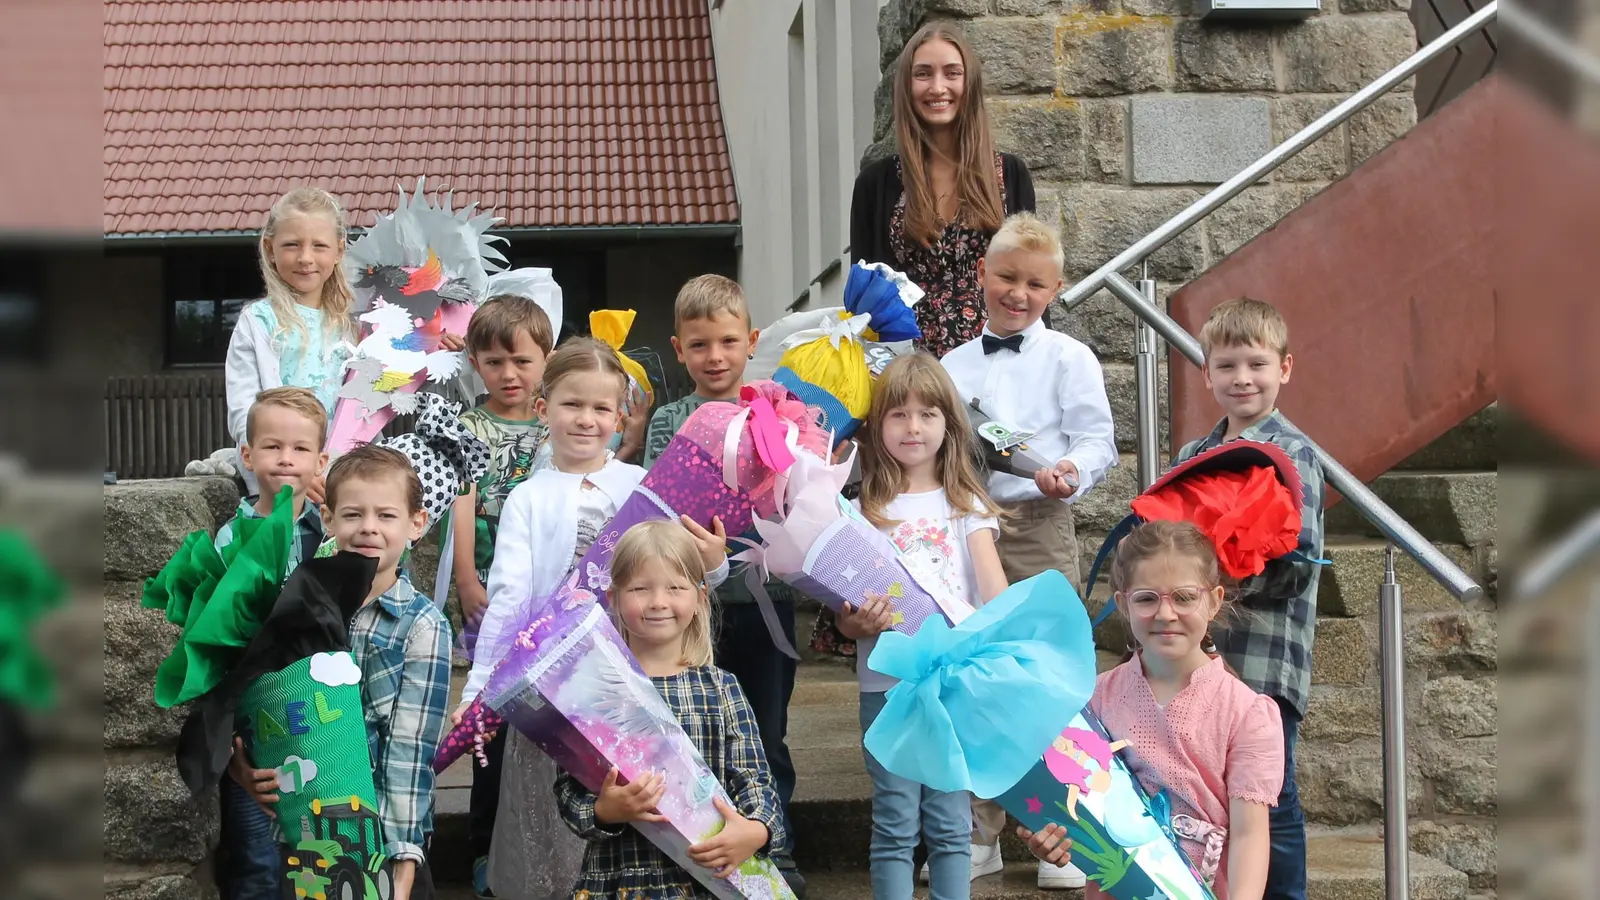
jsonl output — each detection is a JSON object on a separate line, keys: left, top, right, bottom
{"left": 1175, "top": 410, "right": 1326, "bottom": 717}
{"left": 555, "top": 666, "right": 788, "bottom": 899}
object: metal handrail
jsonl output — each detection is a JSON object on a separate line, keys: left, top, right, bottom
{"left": 1060, "top": 5, "right": 1499, "bottom": 606}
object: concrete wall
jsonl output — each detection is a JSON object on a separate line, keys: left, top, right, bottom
{"left": 708, "top": 0, "right": 887, "bottom": 325}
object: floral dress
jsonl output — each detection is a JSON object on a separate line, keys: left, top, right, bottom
{"left": 890, "top": 153, "right": 1010, "bottom": 358}
{"left": 811, "top": 155, "right": 1010, "bottom": 659}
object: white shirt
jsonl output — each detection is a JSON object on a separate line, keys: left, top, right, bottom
{"left": 941, "top": 318, "right": 1118, "bottom": 504}
{"left": 856, "top": 489, "right": 997, "bottom": 693}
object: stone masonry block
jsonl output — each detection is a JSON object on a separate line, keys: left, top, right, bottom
{"left": 1349, "top": 93, "right": 1418, "bottom": 166}
{"left": 1103, "top": 360, "right": 1171, "bottom": 454}
{"left": 1133, "top": 95, "right": 1271, "bottom": 185}
{"left": 970, "top": 17, "right": 1059, "bottom": 94}
{"left": 1421, "top": 673, "right": 1497, "bottom": 738}
{"left": 0, "top": 476, "right": 104, "bottom": 580}
{"left": 105, "top": 580, "right": 187, "bottom": 749}
{"left": 1410, "top": 820, "right": 1497, "bottom": 886}
{"left": 1343, "top": 0, "right": 1411, "bottom": 13}
{"left": 989, "top": 97, "right": 1083, "bottom": 180}
{"left": 30, "top": 593, "right": 104, "bottom": 749}
{"left": 1310, "top": 616, "right": 1373, "bottom": 684}
{"left": 926, "top": 0, "right": 989, "bottom": 14}
{"left": 106, "top": 875, "right": 216, "bottom": 900}
{"left": 1282, "top": 15, "right": 1418, "bottom": 93}
{"left": 17, "top": 754, "right": 104, "bottom": 864}
{"left": 1205, "top": 184, "right": 1320, "bottom": 262}
{"left": 1056, "top": 13, "right": 1175, "bottom": 97}
{"left": 1081, "top": 98, "right": 1128, "bottom": 184}
{"left": 1323, "top": 471, "right": 1497, "bottom": 546}
{"left": 1420, "top": 736, "right": 1496, "bottom": 815}
{"left": 1404, "top": 610, "right": 1497, "bottom": 677}
{"left": 1272, "top": 95, "right": 1349, "bottom": 182}
{"left": 1051, "top": 284, "right": 1166, "bottom": 363}
{"left": 1061, "top": 185, "right": 1205, "bottom": 281}
{"left": 1175, "top": 20, "right": 1276, "bottom": 91}
{"left": 1301, "top": 685, "right": 1381, "bottom": 743}
{"left": 104, "top": 759, "right": 219, "bottom": 865}
{"left": 1319, "top": 541, "right": 1478, "bottom": 618}
{"left": 1074, "top": 451, "right": 1138, "bottom": 535}
{"left": 1297, "top": 740, "right": 1425, "bottom": 826}
{"left": 104, "top": 480, "right": 217, "bottom": 581}
{"left": 873, "top": 72, "right": 896, "bottom": 145}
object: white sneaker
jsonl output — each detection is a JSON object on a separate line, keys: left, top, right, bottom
{"left": 970, "top": 841, "right": 1004, "bottom": 880}
{"left": 1037, "top": 858, "right": 1088, "bottom": 889}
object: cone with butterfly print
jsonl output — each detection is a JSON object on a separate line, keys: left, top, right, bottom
{"left": 474, "top": 576, "right": 796, "bottom": 899}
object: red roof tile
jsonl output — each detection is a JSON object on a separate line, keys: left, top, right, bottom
{"left": 105, "top": 0, "right": 739, "bottom": 236}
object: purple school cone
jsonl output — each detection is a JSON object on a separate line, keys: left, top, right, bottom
{"left": 779, "top": 516, "right": 954, "bottom": 636}
{"left": 482, "top": 600, "right": 796, "bottom": 900}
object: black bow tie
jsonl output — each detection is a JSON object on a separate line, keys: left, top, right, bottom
{"left": 982, "top": 333, "right": 1025, "bottom": 355}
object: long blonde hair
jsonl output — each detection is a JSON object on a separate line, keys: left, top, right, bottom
{"left": 893, "top": 22, "right": 1005, "bottom": 247}
{"left": 609, "top": 521, "right": 715, "bottom": 668}
{"left": 257, "top": 187, "right": 358, "bottom": 347}
{"left": 857, "top": 353, "right": 1002, "bottom": 529}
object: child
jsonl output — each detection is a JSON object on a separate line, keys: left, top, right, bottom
{"left": 461, "top": 338, "right": 730, "bottom": 900}
{"left": 941, "top": 211, "right": 1117, "bottom": 888}
{"left": 215, "top": 386, "right": 329, "bottom": 899}
{"left": 833, "top": 353, "right": 1008, "bottom": 900}
{"left": 224, "top": 188, "right": 360, "bottom": 500}
{"left": 1020, "top": 520, "right": 1284, "bottom": 900}
{"left": 557, "top": 519, "right": 787, "bottom": 898}
{"left": 1173, "top": 297, "right": 1325, "bottom": 900}
{"left": 446, "top": 294, "right": 555, "bottom": 898}
{"left": 641, "top": 275, "right": 808, "bottom": 892}
{"left": 232, "top": 444, "right": 453, "bottom": 900}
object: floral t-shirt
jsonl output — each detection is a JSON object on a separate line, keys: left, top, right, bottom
{"left": 856, "top": 488, "right": 997, "bottom": 693}
{"left": 249, "top": 300, "right": 352, "bottom": 415}
{"left": 459, "top": 407, "right": 548, "bottom": 580}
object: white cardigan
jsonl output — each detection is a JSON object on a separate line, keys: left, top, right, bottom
{"left": 461, "top": 456, "right": 729, "bottom": 704}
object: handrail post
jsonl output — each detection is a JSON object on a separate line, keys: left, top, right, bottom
{"left": 1135, "top": 269, "right": 1162, "bottom": 490}
{"left": 1379, "top": 544, "right": 1410, "bottom": 900}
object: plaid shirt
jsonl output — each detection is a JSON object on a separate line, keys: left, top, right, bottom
{"left": 212, "top": 496, "right": 325, "bottom": 572}
{"left": 556, "top": 666, "right": 788, "bottom": 899}
{"left": 1176, "top": 410, "right": 1325, "bottom": 717}
{"left": 348, "top": 574, "right": 453, "bottom": 863}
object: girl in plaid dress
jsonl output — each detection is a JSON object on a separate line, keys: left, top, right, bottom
{"left": 556, "top": 520, "right": 787, "bottom": 899}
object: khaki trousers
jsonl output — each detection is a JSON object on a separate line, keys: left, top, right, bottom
{"left": 972, "top": 498, "right": 1082, "bottom": 846}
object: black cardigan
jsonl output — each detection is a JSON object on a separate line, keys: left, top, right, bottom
{"left": 849, "top": 151, "right": 1037, "bottom": 268}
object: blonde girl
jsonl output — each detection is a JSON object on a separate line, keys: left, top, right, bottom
{"left": 1021, "top": 520, "right": 1284, "bottom": 900}
{"left": 224, "top": 188, "right": 359, "bottom": 497}
{"left": 553, "top": 520, "right": 786, "bottom": 898}
{"left": 834, "top": 352, "right": 1007, "bottom": 900}
{"left": 459, "top": 338, "right": 729, "bottom": 899}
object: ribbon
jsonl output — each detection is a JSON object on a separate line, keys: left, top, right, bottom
{"left": 725, "top": 537, "right": 799, "bottom": 661}
{"left": 721, "top": 397, "right": 800, "bottom": 496}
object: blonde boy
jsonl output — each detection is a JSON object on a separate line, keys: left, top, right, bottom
{"left": 1176, "top": 297, "right": 1325, "bottom": 900}
{"left": 941, "top": 212, "right": 1117, "bottom": 889}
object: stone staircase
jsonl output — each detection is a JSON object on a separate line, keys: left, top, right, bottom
{"left": 426, "top": 411, "right": 1496, "bottom": 899}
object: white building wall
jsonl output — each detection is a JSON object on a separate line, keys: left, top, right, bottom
{"left": 708, "top": 0, "right": 885, "bottom": 328}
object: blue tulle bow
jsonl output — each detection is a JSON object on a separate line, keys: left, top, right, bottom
{"left": 844, "top": 263, "right": 921, "bottom": 343}
{"left": 863, "top": 570, "right": 1098, "bottom": 798}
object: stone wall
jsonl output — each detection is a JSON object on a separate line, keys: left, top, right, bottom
{"left": 872, "top": 0, "right": 1419, "bottom": 540}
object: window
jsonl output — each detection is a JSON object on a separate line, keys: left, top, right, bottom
{"left": 164, "top": 245, "right": 261, "bottom": 366}
{"left": 0, "top": 251, "right": 45, "bottom": 365}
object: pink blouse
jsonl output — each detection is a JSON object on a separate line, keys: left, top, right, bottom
{"left": 1090, "top": 655, "right": 1284, "bottom": 899}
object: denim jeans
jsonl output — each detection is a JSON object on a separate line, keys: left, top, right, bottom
{"left": 1265, "top": 697, "right": 1307, "bottom": 900}
{"left": 715, "top": 601, "right": 799, "bottom": 862}
{"left": 220, "top": 774, "right": 281, "bottom": 900}
{"left": 860, "top": 691, "right": 971, "bottom": 900}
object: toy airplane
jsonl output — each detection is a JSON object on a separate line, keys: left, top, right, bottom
{"left": 969, "top": 399, "right": 1055, "bottom": 479}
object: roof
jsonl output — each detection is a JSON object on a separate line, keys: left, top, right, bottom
{"left": 104, "top": 0, "right": 741, "bottom": 237}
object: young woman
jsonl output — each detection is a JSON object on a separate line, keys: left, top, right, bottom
{"left": 849, "top": 21, "right": 1038, "bottom": 359}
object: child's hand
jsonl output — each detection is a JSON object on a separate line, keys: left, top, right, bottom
{"left": 617, "top": 383, "right": 649, "bottom": 459}
{"left": 1035, "top": 459, "right": 1080, "bottom": 499}
{"left": 440, "top": 332, "right": 467, "bottom": 352}
{"left": 835, "top": 592, "right": 894, "bottom": 639}
{"left": 459, "top": 579, "right": 489, "bottom": 628}
{"left": 594, "top": 767, "right": 667, "bottom": 825}
{"left": 228, "top": 738, "right": 281, "bottom": 816}
{"left": 1018, "top": 822, "right": 1074, "bottom": 867}
{"left": 688, "top": 796, "right": 770, "bottom": 879}
{"left": 681, "top": 515, "right": 729, "bottom": 575}
{"left": 306, "top": 474, "right": 327, "bottom": 506}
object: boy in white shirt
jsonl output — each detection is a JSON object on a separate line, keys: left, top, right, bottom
{"left": 940, "top": 211, "right": 1118, "bottom": 889}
